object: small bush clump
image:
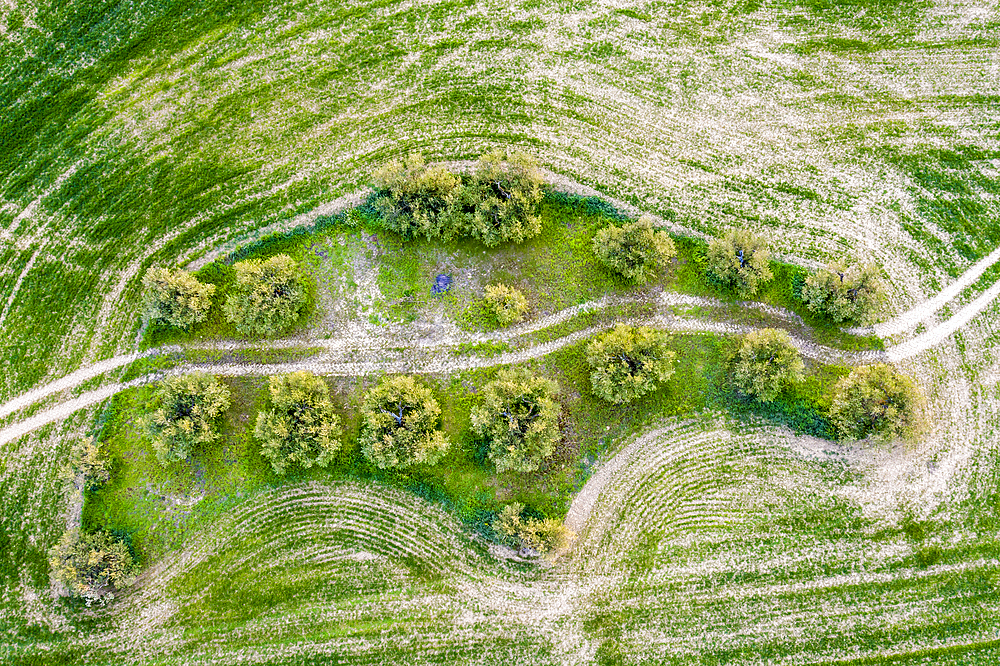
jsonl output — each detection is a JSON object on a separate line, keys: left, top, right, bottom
{"left": 801, "top": 261, "right": 884, "bottom": 325}
{"left": 483, "top": 283, "right": 529, "bottom": 326}
{"left": 223, "top": 254, "right": 307, "bottom": 338}
{"left": 730, "top": 328, "right": 805, "bottom": 403}
{"left": 369, "top": 150, "right": 547, "bottom": 247}
{"left": 827, "top": 363, "right": 927, "bottom": 442}
{"left": 706, "top": 228, "right": 773, "bottom": 297}
{"left": 148, "top": 372, "right": 231, "bottom": 465}
{"left": 64, "top": 439, "right": 111, "bottom": 491}
{"left": 586, "top": 324, "right": 676, "bottom": 404}
{"left": 493, "top": 503, "right": 572, "bottom": 556}
{"left": 471, "top": 367, "right": 561, "bottom": 474}
{"left": 360, "top": 375, "right": 450, "bottom": 469}
{"left": 142, "top": 267, "right": 216, "bottom": 329}
{"left": 592, "top": 215, "right": 676, "bottom": 283}
{"left": 48, "top": 529, "right": 137, "bottom": 605}
{"left": 255, "top": 371, "right": 343, "bottom": 475}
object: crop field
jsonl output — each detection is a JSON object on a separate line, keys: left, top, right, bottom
{"left": 2, "top": 0, "right": 999, "bottom": 664}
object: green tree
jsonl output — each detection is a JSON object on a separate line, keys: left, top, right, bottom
{"left": 730, "top": 328, "right": 805, "bottom": 402}
{"left": 706, "top": 228, "right": 773, "bottom": 297}
{"left": 471, "top": 367, "right": 561, "bottom": 474}
{"left": 370, "top": 152, "right": 462, "bottom": 240}
{"left": 142, "top": 267, "right": 216, "bottom": 329}
{"left": 223, "top": 254, "right": 307, "bottom": 338}
{"left": 592, "top": 216, "right": 676, "bottom": 283}
{"left": 360, "top": 375, "right": 450, "bottom": 469}
{"left": 586, "top": 324, "right": 676, "bottom": 404}
{"left": 827, "top": 363, "right": 927, "bottom": 442}
{"left": 64, "top": 439, "right": 111, "bottom": 491}
{"left": 493, "top": 503, "right": 572, "bottom": 555}
{"left": 255, "top": 371, "right": 343, "bottom": 475}
{"left": 483, "top": 283, "right": 529, "bottom": 326}
{"left": 148, "top": 372, "right": 231, "bottom": 465}
{"left": 459, "top": 150, "right": 547, "bottom": 247}
{"left": 801, "top": 261, "right": 884, "bottom": 325}
{"left": 48, "top": 529, "right": 137, "bottom": 605}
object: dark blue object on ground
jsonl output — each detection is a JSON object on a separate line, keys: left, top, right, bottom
{"left": 432, "top": 274, "right": 452, "bottom": 295}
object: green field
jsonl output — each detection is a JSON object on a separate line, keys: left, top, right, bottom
{"left": 2, "top": 0, "right": 1000, "bottom": 663}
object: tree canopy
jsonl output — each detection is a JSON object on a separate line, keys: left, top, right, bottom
{"left": 471, "top": 367, "right": 561, "bottom": 474}
{"left": 801, "top": 261, "right": 884, "bottom": 325}
{"left": 359, "top": 375, "right": 450, "bottom": 469}
{"left": 492, "top": 503, "right": 572, "bottom": 556}
{"left": 483, "top": 283, "right": 529, "bottom": 327}
{"left": 148, "top": 372, "right": 231, "bottom": 465}
{"left": 586, "top": 324, "right": 676, "bottom": 404}
{"left": 255, "top": 371, "right": 343, "bottom": 475}
{"left": 706, "top": 228, "right": 773, "bottom": 297}
{"left": 142, "top": 267, "right": 215, "bottom": 329}
{"left": 827, "top": 363, "right": 927, "bottom": 442}
{"left": 223, "top": 254, "right": 307, "bottom": 338}
{"left": 730, "top": 328, "right": 805, "bottom": 402}
{"left": 48, "top": 529, "right": 137, "bottom": 605}
{"left": 592, "top": 216, "right": 676, "bottom": 283}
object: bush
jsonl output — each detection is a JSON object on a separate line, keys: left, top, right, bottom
{"left": 370, "top": 153, "right": 462, "bottom": 240}
{"left": 148, "top": 372, "right": 231, "bottom": 465}
{"left": 592, "top": 215, "right": 676, "bottom": 283}
{"left": 223, "top": 254, "right": 307, "bottom": 338}
{"left": 48, "top": 529, "right": 137, "bottom": 605}
{"left": 471, "top": 367, "right": 561, "bottom": 474}
{"left": 827, "top": 363, "right": 927, "bottom": 442}
{"left": 493, "top": 503, "right": 572, "bottom": 555}
{"left": 706, "top": 228, "right": 773, "bottom": 297}
{"left": 360, "top": 375, "right": 450, "bottom": 469}
{"left": 483, "top": 283, "right": 529, "bottom": 326}
{"left": 64, "top": 439, "right": 111, "bottom": 491}
{"left": 730, "top": 328, "right": 805, "bottom": 403}
{"left": 142, "top": 267, "right": 215, "bottom": 329}
{"left": 255, "top": 371, "right": 343, "bottom": 475}
{"left": 586, "top": 324, "right": 676, "bottom": 404}
{"left": 801, "top": 261, "right": 884, "bottom": 325}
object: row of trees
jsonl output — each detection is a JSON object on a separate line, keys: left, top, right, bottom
{"left": 143, "top": 254, "right": 307, "bottom": 338}
{"left": 370, "top": 151, "right": 547, "bottom": 247}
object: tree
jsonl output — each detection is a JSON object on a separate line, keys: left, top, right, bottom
{"left": 255, "top": 371, "right": 343, "bottom": 475}
{"left": 142, "top": 267, "right": 215, "bottom": 329}
{"left": 729, "top": 328, "right": 805, "bottom": 402}
{"left": 592, "top": 216, "right": 676, "bottom": 283}
{"left": 65, "top": 439, "right": 111, "bottom": 491}
{"left": 827, "top": 363, "right": 927, "bottom": 442}
{"left": 360, "top": 375, "right": 450, "bottom": 469}
{"left": 370, "top": 152, "right": 462, "bottom": 240}
{"left": 460, "top": 150, "right": 547, "bottom": 247}
{"left": 493, "top": 503, "right": 572, "bottom": 556}
{"left": 148, "top": 372, "right": 231, "bottom": 465}
{"left": 801, "top": 261, "right": 884, "bottom": 325}
{"left": 48, "top": 529, "right": 137, "bottom": 605}
{"left": 706, "top": 228, "right": 773, "bottom": 297}
{"left": 471, "top": 367, "right": 561, "bottom": 474}
{"left": 483, "top": 283, "right": 529, "bottom": 326}
{"left": 223, "top": 254, "right": 307, "bottom": 338}
{"left": 586, "top": 324, "right": 676, "bottom": 404}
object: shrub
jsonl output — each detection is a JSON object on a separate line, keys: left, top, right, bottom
{"left": 65, "top": 439, "right": 111, "bottom": 491}
{"left": 460, "top": 150, "right": 547, "bottom": 247}
{"left": 827, "top": 363, "right": 927, "bottom": 442}
{"left": 223, "top": 254, "right": 307, "bottom": 338}
{"left": 255, "top": 371, "right": 343, "bottom": 475}
{"left": 706, "top": 228, "right": 773, "bottom": 297}
{"left": 586, "top": 324, "right": 676, "bottom": 404}
{"left": 483, "top": 283, "right": 529, "bottom": 326}
{"left": 493, "top": 503, "right": 572, "bottom": 555}
{"left": 360, "top": 375, "right": 450, "bottom": 469}
{"left": 592, "top": 215, "right": 676, "bottom": 283}
{"left": 142, "top": 267, "right": 215, "bottom": 329}
{"left": 801, "top": 261, "right": 884, "bottom": 325}
{"left": 730, "top": 328, "right": 805, "bottom": 403}
{"left": 148, "top": 372, "right": 231, "bottom": 465}
{"left": 370, "top": 153, "right": 462, "bottom": 240}
{"left": 48, "top": 529, "right": 137, "bottom": 604}
{"left": 471, "top": 367, "right": 561, "bottom": 474}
